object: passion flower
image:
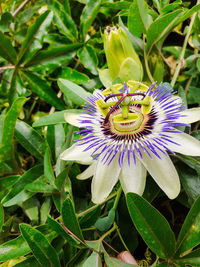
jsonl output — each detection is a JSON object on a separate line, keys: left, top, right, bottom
{"left": 61, "top": 81, "right": 200, "bottom": 204}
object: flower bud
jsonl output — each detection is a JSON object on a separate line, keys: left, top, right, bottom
{"left": 103, "top": 26, "right": 143, "bottom": 82}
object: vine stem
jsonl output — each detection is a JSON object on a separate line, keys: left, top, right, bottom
{"left": 78, "top": 191, "right": 118, "bottom": 218}
{"left": 171, "top": 0, "right": 200, "bottom": 87}
{"left": 13, "top": 0, "right": 30, "bottom": 18}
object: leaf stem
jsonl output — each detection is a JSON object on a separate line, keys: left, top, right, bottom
{"left": 0, "top": 66, "right": 15, "bottom": 72}
{"left": 99, "top": 222, "right": 116, "bottom": 242}
{"left": 115, "top": 223, "right": 130, "bottom": 252}
{"left": 171, "top": 2, "right": 199, "bottom": 87}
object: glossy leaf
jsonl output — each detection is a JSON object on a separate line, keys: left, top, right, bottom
{"left": 0, "top": 236, "right": 31, "bottom": 262}
{"left": 128, "top": 0, "right": 152, "bottom": 37}
{"left": 58, "top": 79, "right": 91, "bottom": 106}
{"left": 1, "top": 165, "right": 43, "bottom": 207}
{"left": 25, "top": 43, "right": 81, "bottom": 72}
{"left": 0, "top": 31, "right": 17, "bottom": 64}
{"left": 40, "top": 197, "right": 51, "bottom": 224}
{"left": 177, "top": 164, "right": 200, "bottom": 204}
{"left": 15, "top": 120, "right": 45, "bottom": 160}
{"left": 47, "top": 216, "right": 81, "bottom": 248}
{"left": 62, "top": 195, "right": 84, "bottom": 241}
{"left": 44, "top": 145, "right": 55, "bottom": 185}
{"left": 17, "top": 11, "right": 53, "bottom": 64}
{"left": 146, "top": 9, "right": 183, "bottom": 51}
{"left": 47, "top": 0, "right": 77, "bottom": 41}
{"left": 77, "top": 45, "right": 98, "bottom": 75}
{"left": 20, "top": 197, "right": 39, "bottom": 224}
{"left": 14, "top": 256, "right": 40, "bottom": 267}
{"left": 83, "top": 251, "right": 102, "bottom": 267}
{"left": 0, "top": 175, "right": 20, "bottom": 192}
{"left": 126, "top": 193, "right": 176, "bottom": 259}
{"left": 147, "top": 4, "right": 200, "bottom": 52}
{"left": 0, "top": 97, "right": 27, "bottom": 161}
{"left": 21, "top": 71, "right": 65, "bottom": 110}
{"left": 20, "top": 224, "right": 61, "bottom": 267}
{"left": 8, "top": 69, "right": 18, "bottom": 104}
{"left": 80, "top": 0, "right": 101, "bottom": 41}
{"left": 33, "top": 109, "right": 82, "bottom": 127}
{"left": 175, "top": 248, "right": 200, "bottom": 266}
{"left": 59, "top": 67, "right": 90, "bottom": 85}
{"left": 175, "top": 196, "right": 200, "bottom": 256}
{"left": 0, "top": 203, "right": 4, "bottom": 232}
{"left": 25, "top": 175, "right": 57, "bottom": 193}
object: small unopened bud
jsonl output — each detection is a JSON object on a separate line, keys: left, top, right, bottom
{"left": 103, "top": 27, "right": 143, "bottom": 82}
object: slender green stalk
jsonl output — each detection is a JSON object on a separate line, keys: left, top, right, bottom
{"left": 78, "top": 191, "right": 118, "bottom": 218}
{"left": 143, "top": 36, "right": 155, "bottom": 84}
{"left": 171, "top": 1, "right": 200, "bottom": 87}
{"left": 115, "top": 223, "right": 130, "bottom": 252}
{"left": 99, "top": 222, "right": 116, "bottom": 242}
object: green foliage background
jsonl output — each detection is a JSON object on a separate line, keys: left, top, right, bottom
{"left": 0, "top": 0, "right": 200, "bottom": 266}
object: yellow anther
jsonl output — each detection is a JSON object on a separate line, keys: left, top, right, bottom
{"left": 127, "top": 80, "right": 149, "bottom": 93}
{"left": 96, "top": 99, "right": 109, "bottom": 117}
{"left": 141, "top": 96, "right": 153, "bottom": 115}
{"left": 102, "top": 84, "right": 123, "bottom": 95}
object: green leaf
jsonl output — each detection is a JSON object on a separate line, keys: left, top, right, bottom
{"left": 0, "top": 236, "right": 31, "bottom": 262}
{"left": 83, "top": 251, "right": 102, "bottom": 267}
{"left": 77, "top": 45, "right": 98, "bottom": 75}
{"left": 62, "top": 195, "right": 84, "bottom": 241}
{"left": 0, "top": 175, "right": 20, "bottom": 192}
{"left": 17, "top": 11, "right": 53, "bottom": 65}
{"left": 8, "top": 70, "right": 18, "bottom": 105}
{"left": 47, "top": 216, "right": 81, "bottom": 248}
{"left": 58, "top": 79, "right": 91, "bottom": 106}
{"left": 177, "top": 164, "right": 200, "bottom": 204}
{"left": 0, "top": 97, "right": 27, "bottom": 161}
{"left": 15, "top": 120, "right": 45, "bottom": 160}
{"left": 126, "top": 193, "right": 176, "bottom": 259}
{"left": 0, "top": 225, "right": 57, "bottom": 262}
{"left": 20, "top": 224, "right": 61, "bottom": 267}
{"left": 14, "top": 256, "right": 41, "bottom": 267}
{"left": 32, "top": 109, "right": 82, "bottom": 127}
{"left": 1, "top": 165, "right": 43, "bottom": 207}
{"left": 44, "top": 145, "right": 55, "bottom": 185}
{"left": 175, "top": 196, "right": 200, "bottom": 256}
{"left": 128, "top": 0, "right": 152, "bottom": 37}
{"left": 59, "top": 67, "right": 90, "bottom": 85}
{"left": 80, "top": 0, "right": 101, "bottom": 41}
{"left": 20, "top": 197, "right": 39, "bottom": 224}
{"left": 25, "top": 175, "right": 57, "bottom": 193}
{"left": 25, "top": 43, "right": 81, "bottom": 72}
{"left": 175, "top": 248, "right": 200, "bottom": 266}
{"left": 0, "top": 202, "right": 4, "bottom": 232}
{"left": 0, "top": 31, "right": 17, "bottom": 64}
{"left": 146, "top": 9, "right": 183, "bottom": 52}
{"left": 40, "top": 197, "right": 51, "bottom": 224}
{"left": 21, "top": 71, "right": 65, "bottom": 110}
{"left": 47, "top": 0, "right": 77, "bottom": 41}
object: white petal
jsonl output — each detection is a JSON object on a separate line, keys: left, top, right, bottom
{"left": 77, "top": 161, "right": 97, "bottom": 180}
{"left": 91, "top": 155, "right": 121, "bottom": 204}
{"left": 60, "top": 143, "right": 93, "bottom": 164}
{"left": 64, "top": 113, "right": 82, "bottom": 127}
{"left": 166, "top": 132, "right": 200, "bottom": 156}
{"left": 177, "top": 108, "right": 200, "bottom": 124}
{"left": 139, "top": 151, "right": 180, "bottom": 199}
{"left": 119, "top": 154, "right": 146, "bottom": 195}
